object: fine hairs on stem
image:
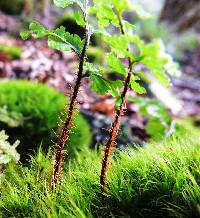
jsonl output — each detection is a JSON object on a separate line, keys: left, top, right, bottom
{"left": 51, "top": 1, "right": 90, "bottom": 189}
{"left": 100, "top": 11, "right": 134, "bottom": 193}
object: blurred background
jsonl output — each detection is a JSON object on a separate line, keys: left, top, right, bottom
{"left": 0, "top": 0, "right": 200, "bottom": 160}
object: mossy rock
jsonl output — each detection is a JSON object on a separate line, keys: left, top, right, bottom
{"left": 0, "top": 0, "right": 24, "bottom": 15}
{"left": 0, "top": 80, "right": 92, "bottom": 162}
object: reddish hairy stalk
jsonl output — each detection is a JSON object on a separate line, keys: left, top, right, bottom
{"left": 100, "top": 64, "right": 133, "bottom": 192}
{"left": 51, "top": 33, "right": 89, "bottom": 189}
{"left": 100, "top": 13, "right": 134, "bottom": 192}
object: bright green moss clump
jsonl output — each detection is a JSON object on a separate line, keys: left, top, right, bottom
{"left": 0, "top": 80, "right": 91, "bottom": 161}
{"left": 0, "top": 44, "right": 22, "bottom": 60}
{"left": 0, "top": 133, "right": 199, "bottom": 217}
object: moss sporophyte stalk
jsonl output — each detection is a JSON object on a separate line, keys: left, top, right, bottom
{"left": 21, "top": 0, "right": 179, "bottom": 191}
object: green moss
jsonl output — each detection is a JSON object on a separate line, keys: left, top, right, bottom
{"left": 0, "top": 80, "right": 92, "bottom": 161}
{"left": 0, "top": 131, "right": 199, "bottom": 217}
{"left": 0, "top": 45, "right": 22, "bottom": 60}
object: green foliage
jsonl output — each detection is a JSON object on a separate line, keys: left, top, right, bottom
{"left": 20, "top": 0, "right": 179, "bottom": 101}
{"left": 20, "top": 21, "right": 46, "bottom": 40}
{"left": 21, "top": 0, "right": 179, "bottom": 94}
{"left": 12, "top": 1, "right": 199, "bottom": 216}
{"left": 20, "top": 0, "right": 180, "bottom": 161}
{"left": 107, "top": 53, "right": 126, "bottom": 75}
{"left": 56, "top": 15, "right": 85, "bottom": 38}
{"left": 136, "top": 18, "right": 198, "bottom": 59}
{"left": 21, "top": 0, "right": 91, "bottom": 187}
{"left": 0, "top": 132, "right": 199, "bottom": 217}
{"left": 0, "top": 80, "right": 91, "bottom": 161}
{"left": 90, "top": 0, "right": 118, "bottom": 29}
{"left": 54, "top": 0, "right": 85, "bottom": 11}
{"left": 90, "top": 0, "right": 179, "bottom": 98}
{"left": 85, "top": 63, "right": 122, "bottom": 98}
{"left": 0, "top": 130, "right": 20, "bottom": 165}
{"left": 74, "top": 11, "right": 85, "bottom": 27}
{"left": 103, "top": 35, "right": 130, "bottom": 58}
{"left": 137, "top": 38, "right": 180, "bottom": 83}
{"left": 90, "top": 73, "right": 111, "bottom": 95}
{"left": 48, "top": 26, "right": 84, "bottom": 54}
{"left": 130, "top": 76, "right": 146, "bottom": 94}
{"left": 90, "top": 73, "right": 122, "bottom": 98}
{"left": 21, "top": 22, "right": 85, "bottom": 54}
{"left": 0, "top": 44, "right": 22, "bottom": 60}
{"left": 20, "top": 0, "right": 88, "bottom": 55}
{"left": 90, "top": 0, "right": 179, "bottom": 144}
{"left": 128, "top": 96, "right": 172, "bottom": 140}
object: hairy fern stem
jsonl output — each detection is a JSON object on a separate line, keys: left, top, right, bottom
{"left": 100, "top": 13, "right": 134, "bottom": 192}
{"left": 51, "top": 32, "right": 89, "bottom": 189}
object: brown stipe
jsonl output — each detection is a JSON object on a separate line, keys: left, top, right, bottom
{"left": 51, "top": 32, "right": 89, "bottom": 189}
{"left": 100, "top": 11, "right": 134, "bottom": 193}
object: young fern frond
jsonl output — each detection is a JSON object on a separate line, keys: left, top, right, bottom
{"left": 100, "top": 11, "right": 134, "bottom": 192}
{"left": 51, "top": 0, "right": 91, "bottom": 189}
{"left": 51, "top": 31, "right": 90, "bottom": 189}
{"left": 97, "top": 0, "right": 179, "bottom": 192}
{"left": 21, "top": 0, "right": 92, "bottom": 189}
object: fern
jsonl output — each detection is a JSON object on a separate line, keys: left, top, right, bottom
{"left": 90, "top": 0, "right": 179, "bottom": 192}
{"left": 21, "top": 0, "right": 93, "bottom": 189}
{"left": 21, "top": 0, "right": 179, "bottom": 191}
